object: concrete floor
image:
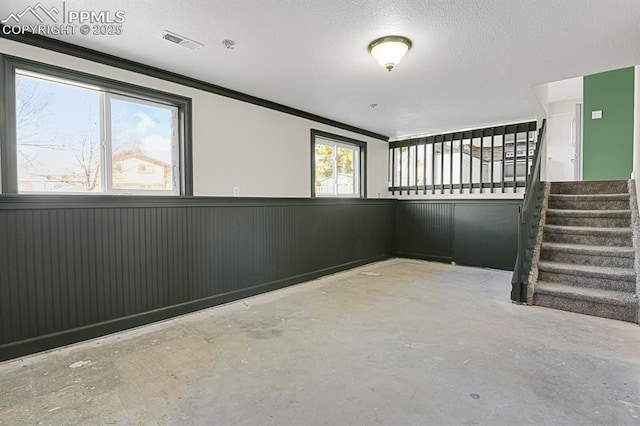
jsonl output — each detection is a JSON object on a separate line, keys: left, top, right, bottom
{"left": 1, "top": 259, "right": 639, "bottom": 425}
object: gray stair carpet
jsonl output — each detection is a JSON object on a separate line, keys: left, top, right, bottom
{"left": 531, "top": 180, "right": 639, "bottom": 323}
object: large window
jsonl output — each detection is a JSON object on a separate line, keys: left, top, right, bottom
{"left": 1, "top": 57, "right": 192, "bottom": 195}
{"left": 311, "top": 130, "right": 366, "bottom": 197}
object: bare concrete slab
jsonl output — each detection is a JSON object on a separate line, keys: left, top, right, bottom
{"left": 1, "top": 259, "right": 639, "bottom": 425}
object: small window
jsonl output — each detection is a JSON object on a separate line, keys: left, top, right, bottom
{"left": 138, "top": 164, "right": 154, "bottom": 174}
{"left": 311, "top": 130, "right": 366, "bottom": 197}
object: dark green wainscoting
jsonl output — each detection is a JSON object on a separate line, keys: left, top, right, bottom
{"left": 395, "top": 199, "right": 521, "bottom": 270}
{"left": 0, "top": 196, "right": 395, "bottom": 361}
{"left": 0, "top": 196, "right": 521, "bottom": 361}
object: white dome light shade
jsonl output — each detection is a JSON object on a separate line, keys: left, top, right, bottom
{"left": 368, "top": 36, "right": 412, "bottom": 71}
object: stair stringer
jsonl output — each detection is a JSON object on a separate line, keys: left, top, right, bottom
{"left": 526, "top": 182, "right": 551, "bottom": 304}
{"left": 625, "top": 179, "right": 640, "bottom": 323}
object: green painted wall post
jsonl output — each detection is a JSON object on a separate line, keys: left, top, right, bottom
{"left": 583, "top": 67, "right": 635, "bottom": 181}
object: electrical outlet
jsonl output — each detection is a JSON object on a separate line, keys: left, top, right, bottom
{"left": 233, "top": 187, "right": 240, "bottom": 196}
{"left": 591, "top": 110, "right": 603, "bottom": 120}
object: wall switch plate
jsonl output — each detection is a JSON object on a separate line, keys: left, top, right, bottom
{"left": 233, "top": 187, "right": 240, "bottom": 196}
{"left": 591, "top": 110, "right": 603, "bottom": 119}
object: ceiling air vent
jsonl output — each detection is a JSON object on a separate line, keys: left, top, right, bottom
{"left": 162, "top": 31, "right": 203, "bottom": 50}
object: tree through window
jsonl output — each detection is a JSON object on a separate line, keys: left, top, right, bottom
{"left": 16, "top": 72, "right": 102, "bottom": 192}
{"left": 311, "top": 130, "right": 366, "bottom": 197}
{"left": 15, "top": 70, "right": 179, "bottom": 194}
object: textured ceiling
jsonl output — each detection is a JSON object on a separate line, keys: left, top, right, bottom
{"left": 1, "top": 0, "right": 639, "bottom": 139}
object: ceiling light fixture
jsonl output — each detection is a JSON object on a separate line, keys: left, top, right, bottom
{"left": 368, "top": 35, "right": 412, "bottom": 72}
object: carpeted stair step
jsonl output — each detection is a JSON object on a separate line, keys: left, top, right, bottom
{"left": 537, "top": 261, "right": 636, "bottom": 292}
{"left": 531, "top": 179, "right": 638, "bottom": 323}
{"left": 540, "top": 242, "right": 635, "bottom": 268}
{"left": 550, "top": 180, "right": 628, "bottom": 195}
{"left": 543, "top": 225, "right": 632, "bottom": 246}
{"left": 533, "top": 281, "right": 639, "bottom": 322}
{"left": 547, "top": 194, "right": 630, "bottom": 210}
{"left": 545, "top": 209, "right": 631, "bottom": 227}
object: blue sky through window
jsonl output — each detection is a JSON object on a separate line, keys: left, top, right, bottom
{"left": 111, "top": 97, "right": 173, "bottom": 164}
{"left": 17, "top": 73, "right": 101, "bottom": 191}
{"left": 16, "top": 71, "right": 175, "bottom": 192}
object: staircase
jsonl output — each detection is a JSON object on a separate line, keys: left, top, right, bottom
{"left": 531, "top": 180, "right": 639, "bottom": 322}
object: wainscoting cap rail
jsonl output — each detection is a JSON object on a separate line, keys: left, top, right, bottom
{"left": 0, "top": 195, "right": 398, "bottom": 210}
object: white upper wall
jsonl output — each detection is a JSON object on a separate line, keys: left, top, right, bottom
{"left": 0, "top": 38, "right": 390, "bottom": 198}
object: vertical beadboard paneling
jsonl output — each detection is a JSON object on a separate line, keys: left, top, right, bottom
{"left": 395, "top": 200, "right": 520, "bottom": 269}
{"left": 0, "top": 197, "right": 395, "bottom": 361}
{"left": 396, "top": 202, "right": 454, "bottom": 262}
{"left": 453, "top": 203, "right": 520, "bottom": 270}
{"left": 1, "top": 197, "right": 520, "bottom": 361}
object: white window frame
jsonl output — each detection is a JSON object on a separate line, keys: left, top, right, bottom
{"left": 311, "top": 129, "right": 366, "bottom": 198}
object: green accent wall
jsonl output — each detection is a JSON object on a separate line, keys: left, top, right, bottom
{"left": 583, "top": 67, "right": 635, "bottom": 180}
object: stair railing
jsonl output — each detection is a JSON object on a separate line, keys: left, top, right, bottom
{"left": 511, "top": 119, "right": 547, "bottom": 303}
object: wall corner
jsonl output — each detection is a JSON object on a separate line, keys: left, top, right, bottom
{"left": 634, "top": 66, "right": 640, "bottom": 211}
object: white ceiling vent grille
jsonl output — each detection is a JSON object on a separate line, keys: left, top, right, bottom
{"left": 162, "top": 31, "right": 203, "bottom": 50}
